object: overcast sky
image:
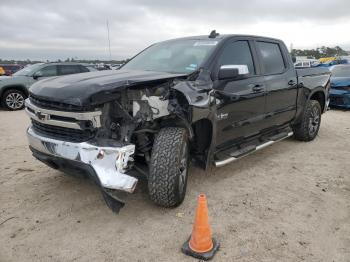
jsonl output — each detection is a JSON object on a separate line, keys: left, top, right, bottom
{"left": 1, "top": 0, "right": 350, "bottom": 60}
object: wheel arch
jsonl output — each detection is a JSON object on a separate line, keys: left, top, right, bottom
{"left": 191, "top": 118, "right": 213, "bottom": 153}
{"left": 0, "top": 85, "right": 29, "bottom": 98}
{"left": 309, "top": 89, "right": 326, "bottom": 113}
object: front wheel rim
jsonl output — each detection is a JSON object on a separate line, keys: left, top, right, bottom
{"left": 5, "top": 92, "right": 24, "bottom": 109}
{"left": 308, "top": 106, "right": 320, "bottom": 136}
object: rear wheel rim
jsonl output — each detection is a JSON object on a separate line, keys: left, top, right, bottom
{"left": 178, "top": 142, "right": 188, "bottom": 196}
{"left": 5, "top": 92, "right": 24, "bottom": 109}
{"left": 308, "top": 106, "right": 320, "bottom": 136}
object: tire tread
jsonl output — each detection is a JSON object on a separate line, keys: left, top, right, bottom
{"left": 148, "top": 127, "right": 188, "bottom": 207}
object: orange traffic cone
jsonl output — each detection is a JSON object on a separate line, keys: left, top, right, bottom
{"left": 182, "top": 194, "right": 219, "bottom": 260}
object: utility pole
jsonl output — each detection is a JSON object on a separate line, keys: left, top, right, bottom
{"left": 106, "top": 19, "right": 112, "bottom": 61}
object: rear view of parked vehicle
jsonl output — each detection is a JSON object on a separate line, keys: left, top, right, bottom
{"left": 0, "top": 62, "right": 96, "bottom": 110}
{"left": 329, "top": 64, "right": 350, "bottom": 108}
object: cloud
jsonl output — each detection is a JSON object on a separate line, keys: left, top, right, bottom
{"left": 0, "top": 0, "right": 350, "bottom": 60}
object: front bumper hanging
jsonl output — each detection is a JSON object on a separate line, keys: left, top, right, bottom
{"left": 27, "top": 126, "right": 138, "bottom": 212}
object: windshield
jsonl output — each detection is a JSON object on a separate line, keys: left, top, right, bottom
{"left": 122, "top": 39, "right": 218, "bottom": 74}
{"left": 13, "top": 63, "right": 44, "bottom": 76}
{"left": 331, "top": 66, "right": 350, "bottom": 77}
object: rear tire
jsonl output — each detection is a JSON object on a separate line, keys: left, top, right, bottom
{"left": 1, "top": 89, "right": 26, "bottom": 110}
{"left": 148, "top": 127, "right": 189, "bottom": 207}
{"left": 293, "top": 99, "right": 321, "bottom": 141}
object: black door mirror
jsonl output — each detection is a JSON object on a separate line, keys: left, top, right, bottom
{"left": 218, "top": 65, "right": 249, "bottom": 80}
{"left": 33, "top": 71, "right": 43, "bottom": 80}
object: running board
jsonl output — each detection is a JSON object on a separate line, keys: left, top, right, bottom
{"left": 214, "top": 131, "right": 293, "bottom": 167}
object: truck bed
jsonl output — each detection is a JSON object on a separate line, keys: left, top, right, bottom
{"left": 296, "top": 67, "right": 331, "bottom": 77}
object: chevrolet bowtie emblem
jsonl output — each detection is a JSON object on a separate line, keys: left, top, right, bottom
{"left": 36, "top": 111, "right": 50, "bottom": 121}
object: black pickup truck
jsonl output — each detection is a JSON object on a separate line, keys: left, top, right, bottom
{"left": 25, "top": 31, "right": 331, "bottom": 212}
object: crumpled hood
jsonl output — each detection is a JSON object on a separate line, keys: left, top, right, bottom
{"left": 29, "top": 69, "right": 186, "bottom": 107}
{"left": 330, "top": 77, "right": 350, "bottom": 88}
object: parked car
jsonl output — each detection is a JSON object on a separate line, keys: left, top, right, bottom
{"left": 315, "top": 59, "right": 349, "bottom": 68}
{"left": 0, "top": 62, "right": 96, "bottom": 110}
{"left": 0, "top": 64, "right": 24, "bottom": 76}
{"left": 96, "top": 63, "right": 112, "bottom": 70}
{"left": 294, "top": 60, "right": 318, "bottom": 68}
{"left": 329, "top": 64, "right": 350, "bottom": 108}
{"left": 25, "top": 32, "right": 330, "bottom": 212}
{"left": 0, "top": 66, "right": 5, "bottom": 76}
{"left": 111, "top": 64, "right": 122, "bottom": 70}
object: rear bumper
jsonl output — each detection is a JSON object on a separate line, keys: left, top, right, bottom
{"left": 27, "top": 126, "right": 138, "bottom": 193}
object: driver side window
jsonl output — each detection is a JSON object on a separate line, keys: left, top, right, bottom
{"left": 36, "top": 65, "right": 57, "bottom": 77}
{"left": 218, "top": 41, "right": 255, "bottom": 75}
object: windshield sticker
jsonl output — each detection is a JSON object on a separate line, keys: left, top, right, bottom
{"left": 194, "top": 41, "right": 218, "bottom": 46}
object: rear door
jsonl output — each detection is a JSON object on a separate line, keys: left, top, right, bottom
{"left": 213, "top": 39, "right": 266, "bottom": 148}
{"left": 255, "top": 40, "right": 298, "bottom": 127}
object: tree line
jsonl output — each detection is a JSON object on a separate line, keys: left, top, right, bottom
{"left": 291, "top": 46, "right": 349, "bottom": 59}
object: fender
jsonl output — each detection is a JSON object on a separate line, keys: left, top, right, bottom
{"left": 171, "top": 70, "right": 218, "bottom": 169}
{"left": 0, "top": 84, "right": 29, "bottom": 97}
{"left": 294, "top": 84, "right": 329, "bottom": 125}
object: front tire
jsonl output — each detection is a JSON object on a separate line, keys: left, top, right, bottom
{"left": 293, "top": 100, "right": 322, "bottom": 141}
{"left": 2, "top": 89, "right": 26, "bottom": 110}
{"left": 148, "top": 127, "right": 189, "bottom": 207}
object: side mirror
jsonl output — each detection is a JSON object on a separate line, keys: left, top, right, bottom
{"left": 33, "top": 71, "right": 43, "bottom": 80}
{"left": 218, "top": 65, "right": 249, "bottom": 80}
{"left": 291, "top": 56, "right": 297, "bottom": 63}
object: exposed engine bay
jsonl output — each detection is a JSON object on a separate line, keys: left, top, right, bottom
{"left": 95, "top": 81, "right": 191, "bottom": 169}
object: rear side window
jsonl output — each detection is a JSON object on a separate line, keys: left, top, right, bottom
{"left": 218, "top": 41, "right": 255, "bottom": 75}
{"left": 79, "top": 65, "right": 90, "bottom": 73}
{"left": 256, "top": 42, "right": 285, "bottom": 75}
{"left": 59, "top": 65, "right": 81, "bottom": 75}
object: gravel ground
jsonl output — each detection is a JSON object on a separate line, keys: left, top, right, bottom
{"left": 0, "top": 109, "right": 349, "bottom": 262}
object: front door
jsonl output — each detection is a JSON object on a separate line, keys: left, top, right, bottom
{"left": 213, "top": 40, "right": 266, "bottom": 148}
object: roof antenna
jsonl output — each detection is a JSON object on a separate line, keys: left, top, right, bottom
{"left": 209, "top": 30, "right": 219, "bottom": 38}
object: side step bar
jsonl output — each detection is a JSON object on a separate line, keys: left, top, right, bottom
{"left": 214, "top": 131, "right": 293, "bottom": 167}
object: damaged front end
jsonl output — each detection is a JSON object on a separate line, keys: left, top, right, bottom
{"left": 25, "top": 73, "right": 201, "bottom": 213}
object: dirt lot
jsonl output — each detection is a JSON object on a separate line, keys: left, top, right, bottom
{"left": 0, "top": 109, "right": 349, "bottom": 262}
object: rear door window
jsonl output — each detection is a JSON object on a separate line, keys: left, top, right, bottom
{"left": 58, "top": 65, "right": 81, "bottom": 75}
{"left": 256, "top": 42, "right": 286, "bottom": 75}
